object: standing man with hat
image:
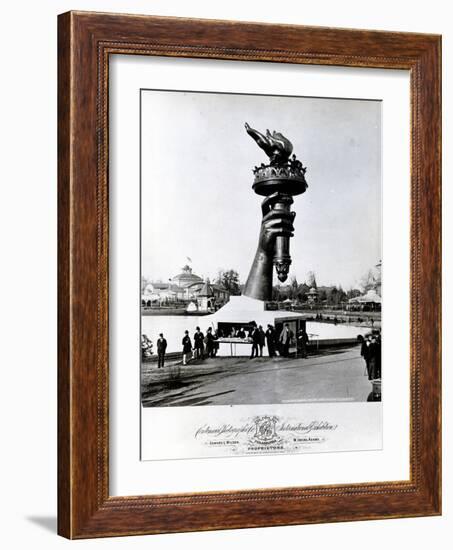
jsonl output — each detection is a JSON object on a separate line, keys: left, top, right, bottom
{"left": 157, "top": 333, "right": 167, "bottom": 368}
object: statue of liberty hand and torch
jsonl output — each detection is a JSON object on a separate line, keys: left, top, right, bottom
{"left": 243, "top": 123, "right": 308, "bottom": 301}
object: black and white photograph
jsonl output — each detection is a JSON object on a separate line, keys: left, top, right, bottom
{"left": 1, "top": 0, "right": 445, "bottom": 544}
{"left": 140, "top": 89, "right": 383, "bottom": 459}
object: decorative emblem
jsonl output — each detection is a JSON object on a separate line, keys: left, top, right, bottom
{"left": 250, "top": 415, "right": 282, "bottom": 445}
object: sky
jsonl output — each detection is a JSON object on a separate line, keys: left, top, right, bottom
{"left": 141, "top": 89, "right": 381, "bottom": 290}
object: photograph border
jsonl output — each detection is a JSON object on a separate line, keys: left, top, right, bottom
{"left": 58, "top": 11, "right": 441, "bottom": 538}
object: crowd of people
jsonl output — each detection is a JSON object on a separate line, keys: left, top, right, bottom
{"left": 184, "top": 326, "right": 220, "bottom": 364}
{"left": 217, "top": 322, "right": 309, "bottom": 359}
{"left": 141, "top": 322, "right": 311, "bottom": 368}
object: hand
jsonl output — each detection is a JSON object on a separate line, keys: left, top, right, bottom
{"left": 257, "top": 193, "right": 295, "bottom": 255}
{"left": 243, "top": 193, "right": 295, "bottom": 301}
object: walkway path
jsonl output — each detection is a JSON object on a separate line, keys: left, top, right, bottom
{"left": 141, "top": 345, "right": 371, "bottom": 407}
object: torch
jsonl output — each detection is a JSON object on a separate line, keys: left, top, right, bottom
{"left": 253, "top": 180, "right": 305, "bottom": 282}
{"left": 244, "top": 123, "right": 308, "bottom": 289}
{"left": 251, "top": 157, "right": 307, "bottom": 283}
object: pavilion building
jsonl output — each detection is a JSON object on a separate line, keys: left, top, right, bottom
{"left": 141, "top": 265, "right": 229, "bottom": 309}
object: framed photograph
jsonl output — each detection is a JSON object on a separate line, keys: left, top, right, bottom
{"left": 58, "top": 11, "right": 441, "bottom": 538}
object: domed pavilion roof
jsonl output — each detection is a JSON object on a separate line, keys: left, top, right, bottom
{"left": 171, "top": 265, "right": 203, "bottom": 288}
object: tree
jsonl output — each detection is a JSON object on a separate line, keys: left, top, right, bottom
{"left": 346, "top": 287, "right": 361, "bottom": 299}
{"left": 306, "top": 270, "right": 318, "bottom": 289}
{"left": 216, "top": 269, "right": 241, "bottom": 295}
{"left": 337, "top": 285, "right": 347, "bottom": 305}
{"left": 318, "top": 288, "right": 327, "bottom": 302}
{"left": 289, "top": 276, "right": 299, "bottom": 300}
{"left": 272, "top": 285, "right": 281, "bottom": 301}
{"left": 141, "top": 275, "right": 150, "bottom": 293}
{"left": 360, "top": 269, "right": 376, "bottom": 293}
{"left": 297, "top": 282, "right": 310, "bottom": 302}
{"left": 329, "top": 286, "right": 339, "bottom": 305}
{"left": 374, "top": 260, "right": 382, "bottom": 295}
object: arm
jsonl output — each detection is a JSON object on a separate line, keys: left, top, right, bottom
{"left": 243, "top": 193, "right": 295, "bottom": 301}
{"left": 242, "top": 249, "right": 274, "bottom": 301}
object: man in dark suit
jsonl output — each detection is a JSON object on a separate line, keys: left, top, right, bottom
{"left": 156, "top": 333, "right": 167, "bottom": 368}
{"left": 193, "top": 326, "right": 205, "bottom": 359}
{"left": 250, "top": 326, "right": 260, "bottom": 359}
{"left": 374, "top": 334, "right": 382, "bottom": 379}
{"left": 368, "top": 334, "right": 382, "bottom": 380}
{"left": 258, "top": 325, "right": 266, "bottom": 357}
{"left": 205, "top": 327, "right": 215, "bottom": 358}
{"left": 361, "top": 335, "right": 372, "bottom": 379}
{"left": 265, "top": 324, "right": 276, "bottom": 357}
{"left": 297, "top": 327, "right": 309, "bottom": 358}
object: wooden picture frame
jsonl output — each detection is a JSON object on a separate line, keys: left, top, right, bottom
{"left": 58, "top": 11, "right": 441, "bottom": 539}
